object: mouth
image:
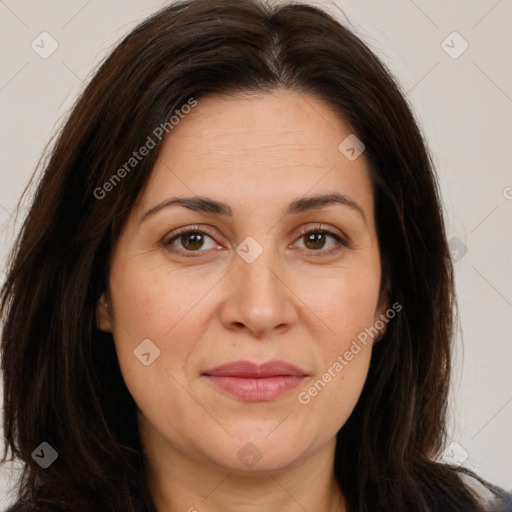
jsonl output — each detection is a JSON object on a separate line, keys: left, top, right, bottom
{"left": 202, "top": 360, "right": 307, "bottom": 401}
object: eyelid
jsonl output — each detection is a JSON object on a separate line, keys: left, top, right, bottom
{"left": 165, "top": 224, "right": 217, "bottom": 240}
{"left": 295, "top": 223, "right": 348, "bottom": 243}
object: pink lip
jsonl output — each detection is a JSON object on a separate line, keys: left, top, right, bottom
{"left": 202, "top": 360, "right": 307, "bottom": 401}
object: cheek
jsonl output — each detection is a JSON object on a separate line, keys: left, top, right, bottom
{"left": 108, "top": 253, "right": 236, "bottom": 400}
{"left": 294, "top": 269, "right": 378, "bottom": 424}
{"left": 305, "top": 266, "right": 381, "bottom": 350}
{"left": 111, "top": 252, "right": 215, "bottom": 331}
{"left": 107, "top": 257, "right": 199, "bottom": 371}
{"left": 298, "top": 334, "right": 373, "bottom": 439}
{"left": 107, "top": 260, "right": 213, "bottom": 432}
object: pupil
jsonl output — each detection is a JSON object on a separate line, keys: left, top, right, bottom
{"left": 306, "top": 233, "right": 325, "bottom": 249}
{"left": 183, "top": 233, "right": 203, "bottom": 250}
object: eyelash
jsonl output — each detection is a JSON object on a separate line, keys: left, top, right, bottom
{"left": 162, "top": 224, "right": 349, "bottom": 258}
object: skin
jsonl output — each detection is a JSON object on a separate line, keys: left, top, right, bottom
{"left": 96, "top": 89, "right": 388, "bottom": 512}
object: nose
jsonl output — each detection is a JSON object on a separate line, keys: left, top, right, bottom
{"left": 219, "top": 240, "right": 299, "bottom": 339}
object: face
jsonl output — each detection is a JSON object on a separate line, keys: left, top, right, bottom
{"left": 97, "top": 90, "right": 388, "bottom": 474}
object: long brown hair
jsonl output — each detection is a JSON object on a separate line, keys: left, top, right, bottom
{"left": 1, "top": 0, "right": 505, "bottom": 510}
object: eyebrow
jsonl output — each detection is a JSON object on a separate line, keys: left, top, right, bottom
{"left": 140, "top": 192, "right": 366, "bottom": 224}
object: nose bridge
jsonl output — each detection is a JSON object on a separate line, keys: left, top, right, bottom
{"left": 221, "top": 233, "right": 297, "bottom": 336}
{"left": 235, "top": 233, "right": 282, "bottom": 302}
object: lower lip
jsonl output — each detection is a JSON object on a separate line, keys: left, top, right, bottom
{"left": 204, "top": 375, "right": 305, "bottom": 401}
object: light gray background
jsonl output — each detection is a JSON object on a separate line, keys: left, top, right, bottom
{"left": 1, "top": 0, "right": 511, "bottom": 507}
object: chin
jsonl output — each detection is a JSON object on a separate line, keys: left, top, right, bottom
{"left": 201, "top": 427, "right": 314, "bottom": 474}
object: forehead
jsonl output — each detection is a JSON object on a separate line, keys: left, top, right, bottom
{"left": 137, "top": 90, "right": 374, "bottom": 221}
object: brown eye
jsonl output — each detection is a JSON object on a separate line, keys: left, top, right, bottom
{"left": 164, "top": 229, "right": 218, "bottom": 256}
{"left": 179, "top": 232, "right": 206, "bottom": 251}
{"left": 303, "top": 232, "right": 328, "bottom": 250}
{"left": 294, "top": 229, "right": 348, "bottom": 255}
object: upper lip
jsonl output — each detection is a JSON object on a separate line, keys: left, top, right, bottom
{"left": 202, "top": 360, "right": 307, "bottom": 378}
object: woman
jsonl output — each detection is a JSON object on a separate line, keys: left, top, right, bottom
{"left": 1, "top": 0, "right": 510, "bottom": 510}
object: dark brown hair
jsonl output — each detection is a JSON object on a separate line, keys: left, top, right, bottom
{"left": 1, "top": 0, "right": 506, "bottom": 511}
